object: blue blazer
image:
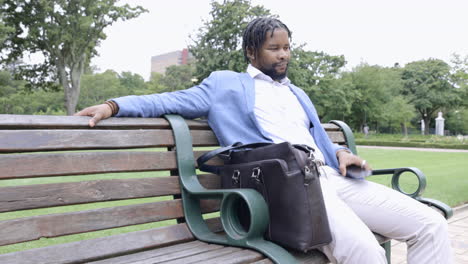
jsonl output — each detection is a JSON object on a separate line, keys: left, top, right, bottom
{"left": 114, "top": 70, "right": 345, "bottom": 171}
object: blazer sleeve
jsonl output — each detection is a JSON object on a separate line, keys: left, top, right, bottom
{"left": 112, "top": 72, "right": 217, "bottom": 119}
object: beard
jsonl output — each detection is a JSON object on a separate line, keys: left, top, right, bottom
{"left": 259, "top": 62, "right": 289, "bottom": 81}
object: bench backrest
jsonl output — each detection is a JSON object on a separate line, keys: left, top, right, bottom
{"left": 0, "top": 114, "right": 346, "bottom": 254}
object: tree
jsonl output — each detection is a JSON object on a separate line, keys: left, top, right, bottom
{"left": 0, "top": 0, "right": 146, "bottom": 114}
{"left": 336, "top": 64, "right": 405, "bottom": 131}
{"left": 145, "top": 72, "right": 166, "bottom": 94}
{"left": 160, "top": 64, "right": 196, "bottom": 92}
{"left": 443, "top": 54, "right": 468, "bottom": 135}
{"left": 445, "top": 108, "right": 468, "bottom": 135}
{"left": 450, "top": 53, "right": 468, "bottom": 90}
{"left": 381, "top": 96, "right": 416, "bottom": 135}
{"left": 78, "top": 70, "right": 127, "bottom": 110}
{"left": 189, "top": 0, "right": 270, "bottom": 81}
{"left": 287, "top": 47, "right": 347, "bottom": 120}
{"left": 401, "top": 59, "right": 462, "bottom": 134}
{"left": 450, "top": 53, "right": 468, "bottom": 107}
{"left": 0, "top": 0, "right": 13, "bottom": 44}
{"left": 0, "top": 70, "right": 65, "bottom": 114}
{"left": 119, "top": 71, "right": 146, "bottom": 94}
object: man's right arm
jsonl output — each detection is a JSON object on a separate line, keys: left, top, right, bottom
{"left": 75, "top": 71, "right": 219, "bottom": 127}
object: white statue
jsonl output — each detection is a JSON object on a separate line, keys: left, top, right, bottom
{"left": 435, "top": 112, "right": 445, "bottom": 136}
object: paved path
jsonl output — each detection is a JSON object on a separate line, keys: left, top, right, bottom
{"left": 358, "top": 145, "right": 468, "bottom": 153}
{"left": 391, "top": 204, "right": 468, "bottom": 263}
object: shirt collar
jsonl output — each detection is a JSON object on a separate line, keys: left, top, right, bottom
{"left": 247, "top": 64, "right": 291, "bottom": 85}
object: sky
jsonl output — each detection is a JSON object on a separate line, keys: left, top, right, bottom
{"left": 92, "top": 0, "right": 468, "bottom": 80}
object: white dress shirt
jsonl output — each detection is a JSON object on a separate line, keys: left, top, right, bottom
{"left": 247, "top": 64, "right": 325, "bottom": 162}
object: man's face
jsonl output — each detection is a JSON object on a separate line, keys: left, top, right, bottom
{"left": 249, "top": 28, "right": 291, "bottom": 81}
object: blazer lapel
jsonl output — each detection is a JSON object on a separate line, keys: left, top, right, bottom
{"left": 287, "top": 84, "right": 320, "bottom": 126}
{"left": 238, "top": 73, "right": 255, "bottom": 113}
{"left": 238, "top": 73, "right": 270, "bottom": 140}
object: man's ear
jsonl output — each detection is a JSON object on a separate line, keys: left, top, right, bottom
{"left": 247, "top": 48, "right": 255, "bottom": 62}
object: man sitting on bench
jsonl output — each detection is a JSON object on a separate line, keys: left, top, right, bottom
{"left": 76, "top": 17, "right": 453, "bottom": 264}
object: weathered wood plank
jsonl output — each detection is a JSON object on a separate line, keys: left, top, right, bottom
{"left": 0, "top": 115, "right": 210, "bottom": 130}
{"left": 325, "top": 131, "right": 346, "bottom": 144}
{"left": 0, "top": 223, "right": 196, "bottom": 264}
{"left": 0, "top": 151, "right": 220, "bottom": 179}
{"left": 0, "top": 174, "right": 219, "bottom": 212}
{"left": 195, "top": 249, "right": 265, "bottom": 264}
{"left": 160, "top": 247, "right": 244, "bottom": 264}
{"left": 88, "top": 241, "right": 208, "bottom": 264}
{"left": 0, "top": 199, "right": 220, "bottom": 246}
{"left": 129, "top": 243, "right": 225, "bottom": 264}
{"left": 0, "top": 130, "right": 217, "bottom": 152}
{"left": 322, "top": 123, "right": 340, "bottom": 131}
{"left": 0, "top": 151, "right": 177, "bottom": 179}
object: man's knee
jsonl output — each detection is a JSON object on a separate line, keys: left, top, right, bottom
{"left": 332, "top": 233, "right": 387, "bottom": 263}
{"left": 424, "top": 211, "right": 449, "bottom": 238}
{"left": 412, "top": 209, "right": 449, "bottom": 243}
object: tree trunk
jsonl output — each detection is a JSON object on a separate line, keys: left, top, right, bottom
{"left": 401, "top": 122, "right": 408, "bottom": 137}
{"left": 56, "top": 59, "right": 72, "bottom": 115}
{"left": 59, "top": 54, "right": 86, "bottom": 115}
{"left": 423, "top": 116, "right": 431, "bottom": 135}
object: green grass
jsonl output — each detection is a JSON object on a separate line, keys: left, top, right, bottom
{"left": 358, "top": 147, "right": 468, "bottom": 207}
{"left": 355, "top": 133, "right": 468, "bottom": 149}
{"left": 1, "top": 147, "right": 467, "bottom": 254}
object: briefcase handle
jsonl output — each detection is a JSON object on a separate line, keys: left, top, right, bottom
{"left": 197, "top": 142, "right": 272, "bottom": 174}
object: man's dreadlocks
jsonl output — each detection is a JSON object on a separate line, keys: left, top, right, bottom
{"left": 242, "top": 17, "right": 292, "bottom": 62}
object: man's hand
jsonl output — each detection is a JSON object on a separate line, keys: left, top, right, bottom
{"left": 74, "top": 104, "right": 113, "bottom": 127}
{"left": 336, "top": 149, "right": 372, "bottom": 176}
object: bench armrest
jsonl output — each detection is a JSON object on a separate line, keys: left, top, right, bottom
{"left": 371, "top": 168, "right": 453, "bottom": 219}
{"left": 415, "top": 197, "right": 454, "bottom": 219}
{"left": 371, "top": 167, "right": 427, "bottom": 198}
{"left": 165, "top": 114, "right": 297, "bottom": 264}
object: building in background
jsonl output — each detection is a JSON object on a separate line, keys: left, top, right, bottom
{"left": 150, "top": 48, "right": 192, "bottom": 74}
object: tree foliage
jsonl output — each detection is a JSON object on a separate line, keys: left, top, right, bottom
{"left": 287, "top": 47, "right": 347, "bottom": 119}
{"left": 160, "top": 64, "right": 196, "bottom": 92}
{"left": 0, "top": 70, "right": 64, "bottom": 114}
{"left": 189, "top": 0, "right": 270, "bottom": 80}
{"left": 0, "top": 0, "right": 13, "bottom": 44}
{"left": 401, "top": 59, "right": 462, "bottom": 134}
{"left": 0, "top": 0, "right": 146, "bottom": 114}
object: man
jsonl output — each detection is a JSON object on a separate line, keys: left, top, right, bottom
{"left": 76, "top": 17, "right": 452, "bottom": 264}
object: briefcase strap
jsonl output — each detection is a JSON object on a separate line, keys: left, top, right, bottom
{"left": 197, "top": 142, "right": 272, "bottom": 174}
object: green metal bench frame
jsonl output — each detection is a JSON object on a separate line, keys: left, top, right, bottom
{"left": 165, "top": 115, "right": 453, "bottom": 264}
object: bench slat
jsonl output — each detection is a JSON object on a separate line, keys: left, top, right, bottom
{"left": 322, "top": 123, "right": 340, "bottom": 131}
{"left": 0, "top": 175, "right": 219, "bottom": 212}
{"left": 194, "top": 249, "right": 265, "bottom": 264}
{"left": 0, "top": 115, "right": 210, "bottom": 130}
{"left": 325, "top": 131, "right": 346, "bottom": 144}
{"left": 0, "top": 151, "right": 218, "bottom": 179}
{"left": 0, "top": 129, "right": 218, "bottom": 152}
{"left": 118, "top": 243, "right": 225, "bottom": 264}
{"left": 89, "top": 240, "right": 212, "bottom": 264}
{"left": 160, "top": 247, "right": 245, "bottom": 264}
{"left": 0, "top": 223, "right": 196, "bottom": 264}
{"left": 0, "top": 151, "right": 177, "bottom": 179}
{"left": 0, "top": 199, "right": 220, "bottom": 246}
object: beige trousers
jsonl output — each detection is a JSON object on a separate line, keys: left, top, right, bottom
{"left": 317, "top": 167, "right": 453, "bottom": 264}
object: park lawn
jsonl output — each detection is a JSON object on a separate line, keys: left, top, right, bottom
{"left": 1, "top": 147, "right": 467, "bottom": 254}
{"left": 358, "top": 147, "right": 468, "bottom": 207}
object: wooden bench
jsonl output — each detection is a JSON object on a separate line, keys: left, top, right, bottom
{"left": 0, "top": 114, "right": 452, "bottom": 264}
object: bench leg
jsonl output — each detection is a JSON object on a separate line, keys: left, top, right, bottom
{"left": 382, "top": 241, "right": 391, "bottom": 264}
